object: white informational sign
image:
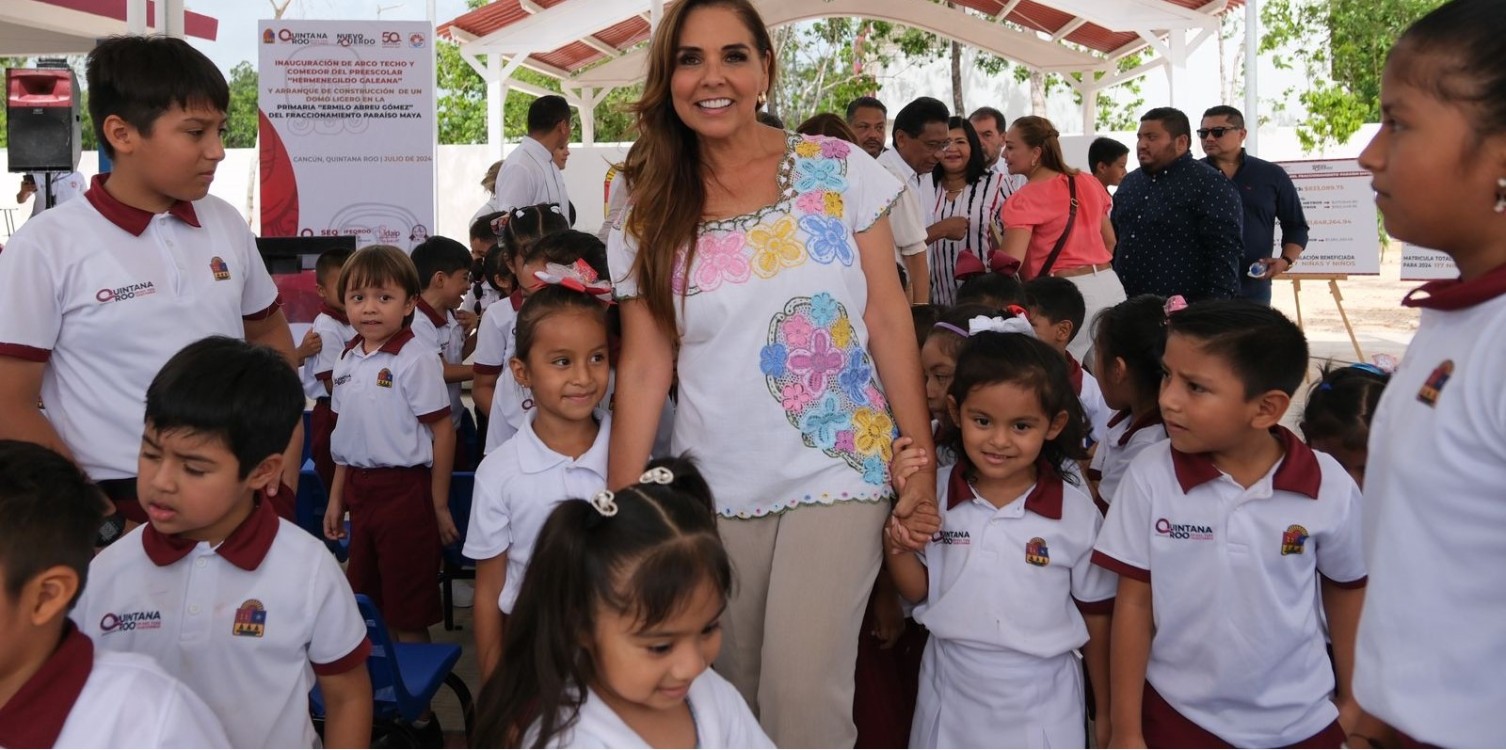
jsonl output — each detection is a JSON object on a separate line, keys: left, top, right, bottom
{"left": 258, "top": 20, "right": 436, "bottom": 249}
{"left": 1400, "top": 244, "right": 1459, "bottom": 281}
{"left": 1275, "top": 159, "right": 1381, "bottom": 275}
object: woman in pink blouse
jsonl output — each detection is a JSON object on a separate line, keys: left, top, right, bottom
{"left": 999, "top": 116, "right": 1127, "bottom": 361}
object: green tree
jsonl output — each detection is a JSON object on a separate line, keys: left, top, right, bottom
{"left": 767, "top": 19, "right": 883, "bottom": 126}
{"left": 437, "top": 38, "right": 488, "bottom": 144}
{"left": 1260, "top": 0, "right": 1444, "bottom": 150}
{"left": 225, "top": 61, "right": 259, "bottom": 148}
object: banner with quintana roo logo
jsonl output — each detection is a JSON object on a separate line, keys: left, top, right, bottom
{"left": 258, "top": 19, "right": 436, "bottom": 250}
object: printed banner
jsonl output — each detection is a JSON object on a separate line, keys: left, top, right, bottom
{"left": 1274, "top": 159, "right": 1381, "bottom": 275}
{"left": 1399, "top": 244, "right": 1458, "bottom": 281}
{"left": 258, "top": 20, "right": 435, "bottom": 249}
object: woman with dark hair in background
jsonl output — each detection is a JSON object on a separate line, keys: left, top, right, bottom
{"left": 929, "top": 116, "right": 1019, "bottom": 306}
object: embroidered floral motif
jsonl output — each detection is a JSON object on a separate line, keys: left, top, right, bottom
{"left": 824, "top": 192, "right": 845, "bottom": 218}
{"left": 764, "top": 296, "right": 896, "bottom": 485}
{"left": 795, "top": 140, "right": 823, "bottom": 158}
{"left": 820, "top": 138, "right": 851, "bottom": 159}
{"left": 793, "top": 156, "right": 848, "bottom": 193}
{"left": 694, "top": 231, "right": 751, "bottom": 291}
{"left": 800, "top": 214, "right": 854, "bottom": 267}
{"left": 749, "top": 216, "right": 806, "bottom": 279}
{"left": 795, "top": 191, "right": 826, "bottom": 216}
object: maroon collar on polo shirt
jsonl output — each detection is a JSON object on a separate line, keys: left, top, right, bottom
{"left": 1108, "top": 410, "right": 1164, "bottom": 448}
{"left": 1064, "top": 352, "right": 1085, "bottom": 393}
{"left": 415, "top": 296, "right": 448, "bottom": 327}
{"left": 142, "top": 493, "right": 280, "bottom": 571}
{"left": 0, "top": 623, "right": 93, "bottom": 748}
{"left": 509, "top": 289, "right": 525, "bottom": 312}
{"left": 1402, "top": 260, "right": 1506, "bottom": 311}
{"left": 320, "top": 303, "right": 350, "bottom": 326}
{"left": 1169, "top": 426, "right": 1322, "bottom": 498}
{"left": 342, "top": 326, "right": 417, "bottom": 356}
{"left": 945, "top": 460, "right": 1065, "bottom": 519}
{"left": 84, "top": 173, "right": 201, "bottom": 237}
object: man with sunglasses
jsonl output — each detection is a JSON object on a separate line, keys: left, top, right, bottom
{"left": 1200, "top": 106, "right": 1310, "bottom": 304}
{"left": 1112, "top": 107, "right": 1244, "bottom": 302}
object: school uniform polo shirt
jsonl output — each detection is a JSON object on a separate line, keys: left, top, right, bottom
{"left": 411, "top": 297, "right": 468, "bottom": 427}
{"left": 305, "top": 304, "right": 356, "bottom": 399}
{"left": 0, "top": 174, "right": 282, "bottom": 482}
{"left": 1355, "top": 264, "right": 1506, "bottom": 747}
{"left": 1087, "top": 410, "right": 1166, "bottom": 507}
{"left": 330, "top": 327, "right": 452, "bottom": 469}
{"left": 473, "top": 292, "right": 527, "bottom": 454}
{"left": 1064, "top": 352, "right": 1111, "bottom": 444}
{"left": 72, "top": 498, "right": 371, "bottom": 748}
{"left": 915, "top": 462, "right": 1115, "bottom": 656}
{"left": 464, "top": 412, "right": 611, "bottom": 613}
{"left": 1092, "top": 428, "right": 1367, "bottom": 748}
{"left": 0, "top": 624, "right": 229, "bottom": 748}
{"left": 525, "top": 669, "right": 773, "bottom": 748}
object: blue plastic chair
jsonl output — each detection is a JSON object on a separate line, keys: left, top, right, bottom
{"left": 293, "top": 458, "right": 348, "bottom": 561}
{"left": 440, "top": 471, "right": 477, "bottom": 631}
{"left": 310, "top": 595, "right": 474, "bottom": 745}
{"left": 300, "top": 410, "right": 314, "bottom": 464}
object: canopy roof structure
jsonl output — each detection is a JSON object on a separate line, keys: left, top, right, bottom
{"left": 1, "top": 0, "right": 217, "bottom": 56}
{"left": 440, "top": 0, "right": 1243, "bottom": 147}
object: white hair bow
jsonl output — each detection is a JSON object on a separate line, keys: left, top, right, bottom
{"left": 967, "top": 314, "right": 1036, "bottom": 338}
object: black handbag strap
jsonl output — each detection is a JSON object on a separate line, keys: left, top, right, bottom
{"left": 1036, "top": 173, "right": 1079, "bottom": 278}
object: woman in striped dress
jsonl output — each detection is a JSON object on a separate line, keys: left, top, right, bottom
{"left": 928, "top": 116, "right": 1022, "bottom": 306}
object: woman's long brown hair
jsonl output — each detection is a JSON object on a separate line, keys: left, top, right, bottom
{"left": 1011, "top": 115, "right": 1079, "bottom": 177}
{"left": 620, "top": 0, "right": 777, "bottom": 339}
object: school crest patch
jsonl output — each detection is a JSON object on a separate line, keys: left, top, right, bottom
{"left": 233, "top": 599, "right": 267, "bottom": 637}
{"left": 210, "top": 256, "right": 231, "bottom": 281}
{"left": 1026, "top": 537, "right": 1050, "bottom": 566}
{"left": 1281, "top": 524, "right": 1309, "bottom": 556}
{"left": 377, "top": 367, "right": 393, "bottom": 388}
{"left": 1417, "top": 360, "right": 1453, "bottom": 407}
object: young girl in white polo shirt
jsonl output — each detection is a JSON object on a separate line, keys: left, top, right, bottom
{"left": 473, "top": 456, "right": 774, "bottom": 749}
{"left": 1086, "top": 294, "right": 1171, "bottom": 511}
{"left": 1351, "top": 3, "right": 1506, "bottom": 745}
{"left": 888, "top": 322, "right": 1116, "bottom": 749}
{"left": 465, "top": 260, "right": 614, "bottom": 680}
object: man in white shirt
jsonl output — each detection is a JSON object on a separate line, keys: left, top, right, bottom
{"left": 879, "top": 97, "right": 970, "bottom": 290}
{"left": 848, "top": 97, "right": 930, "bottom": 304}
{"left": 483, "top": 95, "right": 573, "bottom": 223}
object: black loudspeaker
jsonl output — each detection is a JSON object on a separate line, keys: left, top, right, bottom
{"left": 7, "top": 68, "right": 81, "bottom": 173}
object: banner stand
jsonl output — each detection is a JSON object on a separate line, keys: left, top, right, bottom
{"left": 1285, "top": 274, "right": 1364, "bottom": 366}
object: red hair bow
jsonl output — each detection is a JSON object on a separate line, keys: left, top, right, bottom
{"left": 953, "top": 250, "right": 1021, "bottom": 280}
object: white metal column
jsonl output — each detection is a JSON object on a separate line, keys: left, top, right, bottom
{"left": 1244, "top": 0, "right": 1259, "bottom": 154}
{"left": 126, "top": 0, "right": 147, "bottom": 33}
{"left": 163, "top": 0, "right": 185, "bottom": 38}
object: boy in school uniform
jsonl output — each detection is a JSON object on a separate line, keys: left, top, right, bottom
{"left": 1025, "top": 276, "right": 1112, "bottom": 443}
{"left": 0, "top": 36, "right": 300, "bottom": 526}
{"left": 72, "top": 337, "right": 373, "bottom": 749}
{"left": 409, "top": 236, "right": 476, "bottom": 439}
{"left": 324, "top": 245, "right": 457, "bottom": 643}
{"left": 305, "top": 247, "right": 356, "bottom": 492}
{"left": 1094, "top": 301, "right": 1367, "bottom": 748}
{"left": 0, "top": 440, "right": 229, "bottom": 748}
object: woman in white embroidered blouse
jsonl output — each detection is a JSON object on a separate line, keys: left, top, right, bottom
{"left": 602, "top": 1, "right": 939, "bottom": 746}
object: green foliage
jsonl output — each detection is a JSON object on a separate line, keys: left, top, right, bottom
{"left": 225, "top": 61, "right": 259, "bottom": 148}
{"left": 1260, "top": 0, "right": 1443, "bottom": 150}
{"left": 768, "top": 19, "right": 883, "bottom": 125}
{"left": 437, "top": 38, "right": 488, "bottom": 144}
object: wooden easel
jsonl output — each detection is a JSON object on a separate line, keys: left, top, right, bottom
{"left": 1286, "top": 274, "right": 1365, "bottom": 362}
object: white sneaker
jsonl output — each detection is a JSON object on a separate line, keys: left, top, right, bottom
{"left": 452, "top": 579, "right": 475, "bottom": 608}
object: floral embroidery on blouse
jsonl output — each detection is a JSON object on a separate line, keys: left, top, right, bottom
{"left": 762, "top": 293, "right": 896, "bottom": 484}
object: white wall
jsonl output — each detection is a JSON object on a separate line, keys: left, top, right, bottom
{"left": 0, "top": 127, "right": 1374, "bottom": 241}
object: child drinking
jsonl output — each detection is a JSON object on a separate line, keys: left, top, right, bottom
{"left": 889, "top": 325, "right": 1114, "bottom": 748}
{"left": 465, "top": 262, "right": 614, "bottom": 680}
{"left": 473, "top": 456, "right": 773, "bottom": 749}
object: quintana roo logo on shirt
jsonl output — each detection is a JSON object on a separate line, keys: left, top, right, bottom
{"left": 209, "top": 256, "right": 231, "bottom": 281}
{"left": 1026, "top": 537, "right": 1051, "bottom": 566}
{"left": 1417, "top": 360, "right": 1453, "bottom": 407}
{"left": 233, "top": 599, "right": 267, "bottom": 638}
{"left": 759, "top": 293, "right": 895, "bottom": 487}
{"left": 1281, "top": 524, "right": 1309, "bottom": 556}
{"left": 377, "top": 367, "right": 393, "bottom": 388}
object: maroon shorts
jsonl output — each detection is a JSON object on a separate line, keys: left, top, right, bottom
{"left": 344, "top": 466, "right": 441, "bottom": 632}
{"left": 310, "top": 398, "right": 336, "bottom": 493}
{"left": 1142, "top": 682, "right": 1345, "bottom": 748}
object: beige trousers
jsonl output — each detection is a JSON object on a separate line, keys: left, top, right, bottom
{"left": 715, "top": 499, "right": 889, "bottom": 748}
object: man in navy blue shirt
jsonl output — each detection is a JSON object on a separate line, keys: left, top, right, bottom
{"left": 1111, "top": 107, "right": 1244, "bottom": 301}
{"left": 1200, "top": 105, "right": 1311, "bottom": 304}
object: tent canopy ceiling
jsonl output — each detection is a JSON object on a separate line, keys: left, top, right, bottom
{"left": 1, "top": 0, "right": 217, "bottom": 56}
{"left": 439, "top": 0, "right": 1239, "bottom": 86}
